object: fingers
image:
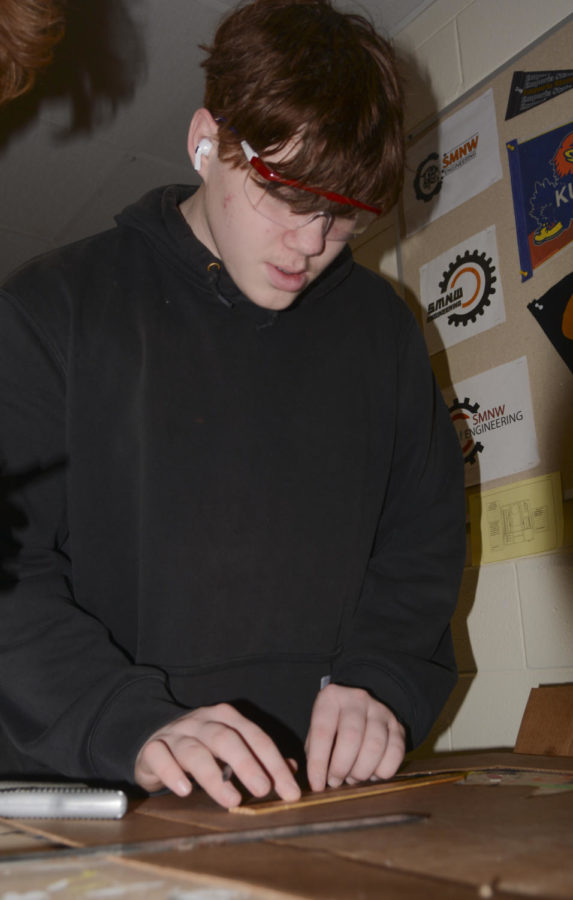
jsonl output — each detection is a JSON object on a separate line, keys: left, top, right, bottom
{"left": 134, "top": 703, "right": 301, "bottom": 809}
{"left": 326, "top": 707, "right": 375, "bottom": 787}
{"left": 136, "top": 737, "right": 193, "bottom": 797}
{"left": 193, "top": 705, "right": 300, "bottom": 803}
{"left": 305, "top": 689, "right": 340, "bottom": 792}
{"left": 341, "top": 711, "right": 405, "bottom": 783}
{"left": 305, "top": 685, "right": 406, "bottom": 791}
{"left": 135, "top": 692, "right": 405, "bottom": 809}
{"left": 137, "top": 735, "right": 246, "bottom": 807}
{"left": 373, "top": 722, "right": 406, "bottom": 780}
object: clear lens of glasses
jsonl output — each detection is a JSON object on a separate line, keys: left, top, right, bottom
{"left": 243, "top": 174, "right": 377, "bottom": 242}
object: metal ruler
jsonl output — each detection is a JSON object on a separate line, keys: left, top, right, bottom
{"left": 0, "top": 811, "right": 426, "bottom": 865}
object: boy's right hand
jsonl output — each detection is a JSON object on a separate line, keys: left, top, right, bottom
{"left": 134, "top": 703, "right": 301, "bottom": 809}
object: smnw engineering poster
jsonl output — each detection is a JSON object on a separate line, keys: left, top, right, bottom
{"left": 443, "top": 357, "right": 540, "bottom": 487}
{"left": 404, "top": 89, "right": 503, "bottom": 235}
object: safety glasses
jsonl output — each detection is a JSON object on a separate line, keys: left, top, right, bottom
{"left": 240, "top": 139, "right": 381, "bottom": 242}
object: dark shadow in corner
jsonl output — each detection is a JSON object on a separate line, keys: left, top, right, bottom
{"left": 0, "top": 0, "right": 146, "bottom": 150}
{"left": 387, "top": 46, "right": 483, "bottom": 758}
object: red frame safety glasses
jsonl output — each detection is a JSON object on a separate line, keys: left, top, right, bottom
{"left": 240, "top": 139, "right": 381, "bottom": 242}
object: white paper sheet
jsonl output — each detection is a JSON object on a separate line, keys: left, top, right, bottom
{"left": 419, "top": 225, "right": 506, "bottom": 354}
{"left": 403, "top": 89, "right": 503, "bottom": 235}
{"left": 443, "top": 356, "right": 540, "bottom": 487}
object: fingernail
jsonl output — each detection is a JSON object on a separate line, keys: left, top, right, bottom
{"left": 252, "top": 775, "right": 271, "bottom": 795}
{"left": 327, "top": 775, "right": 342, "bottom": 788}
{"left": 223, "top": 787, "right": 241, "bottom": 807}
{"left": 282, "top": 783, "right": 301, "bottom": 802}
{"left": 176, "top": 779, "right": 191, "bottom": 796}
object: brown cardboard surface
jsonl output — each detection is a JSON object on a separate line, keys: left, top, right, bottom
{"left": 127, "top": 840, "right": 528, "bottom": 900}
{"left": 0, "top": 802, "right": 204, "bottom": 849}
{"left": 97, "top": 752, "right": 573, "bottom": 897}
{"left": 0, "top": 821, "right": 61, "bottom": 858}
{"left": 4, "top": 752, "right": 571, "bottom": 846}
{"left": 270, "top": 779, "right": 573, "bottom": 898}
{"left": 133, "top": 778, "right": 441, "bottom": 834}
{"left": 401, "top": 749, "right": 573, "bottom": 775}
{"left": 515, "top": 684, "right": 573, "bottom": 756}
{"left": 2, "top": 754, "right": 572, "bottom": 897}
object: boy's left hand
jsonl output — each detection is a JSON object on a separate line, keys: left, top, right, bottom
{"left": 304, "top": 684, "right": 406, "bottom": 792}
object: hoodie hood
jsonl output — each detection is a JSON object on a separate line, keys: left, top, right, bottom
{"left": 115, "top": 185, "right": 355, "bottom": 324}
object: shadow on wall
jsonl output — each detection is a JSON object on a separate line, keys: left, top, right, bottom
{"left": 390, "top": 45, "right": 482, "bottom": 757}
{"left": 398, "top": 43, "right": 441, "bottom": 241}
{"left": 0, "top": 0, "right": 146, "bottom": 149}
{"left": 350, "top": 44, "right": 441, "bottom": 291}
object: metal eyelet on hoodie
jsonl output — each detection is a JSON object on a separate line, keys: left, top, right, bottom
{"left": 206, "top": 260, "right": 234, "bottom": 309}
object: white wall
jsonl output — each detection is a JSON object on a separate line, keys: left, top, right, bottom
{"left": 354, "top": 0, "right": 573, "bottom": 756}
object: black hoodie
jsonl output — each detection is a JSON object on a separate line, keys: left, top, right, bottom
{"left": 0, "top": 185, "right": 465, "bottom": 782}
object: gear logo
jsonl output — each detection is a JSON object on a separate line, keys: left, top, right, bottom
{"left": 414, "top": 152, "right": 443, "bottom": 202}
{"left": 448, "top": 397, "right": 483, "bottom": 465}
{"left": 413, "top": 134, "right": 480, "bottom": 204}
{"left": 427, "top": 249, "right": 497, "bottom": 328}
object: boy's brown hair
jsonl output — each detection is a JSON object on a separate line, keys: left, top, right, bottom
{"left": 201, "top": 0, "right": 404, "bottom": 216}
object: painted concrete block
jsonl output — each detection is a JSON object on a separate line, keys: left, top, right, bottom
{"left": 452, "top": 562, "right": 525, "bottom": 674}
{"left": 448, "top": 667, "right": 573, "bottom": 750}
{"left": 401, "top": 21, "right": 463, "bottom": 130}
{"left": 458, "top": 0, "right": 573, "bottom": 91}
{"left": 517, "top": 553, "right": 573, "bottom": 668}
{"left": 396, "top": 0, "right": 472, "bottom": 50}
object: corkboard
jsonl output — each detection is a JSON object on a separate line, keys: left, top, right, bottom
{"left": 399, "top": 18, "right": 573, "bottom": 495}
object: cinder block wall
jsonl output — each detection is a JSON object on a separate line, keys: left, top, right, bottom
{"left": 354, "top": 0, "right": 573, "bottom": 755}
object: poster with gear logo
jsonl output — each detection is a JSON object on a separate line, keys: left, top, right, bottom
{"left": 419, "top": 226, "right": 505, "bottom": 355}
{"left": 443, "top": 356, "right": 540, "bottom": 487}
{"left": 506, "top": 119, "right": 573, "bottom": 281}
{"left": 403, "top": 89, "right": 503, "bottom": 236}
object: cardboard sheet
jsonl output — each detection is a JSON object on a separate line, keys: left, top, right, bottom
{"left": 515, "top": 683, "right": 573, "bottom": 756}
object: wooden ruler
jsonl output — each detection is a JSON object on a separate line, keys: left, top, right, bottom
{"left": 230, "top": 771, "right": 465, "bottom": 815}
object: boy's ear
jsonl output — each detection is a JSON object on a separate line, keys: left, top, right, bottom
{"left": 187, "top": 108, "right": 219, "bottom": 177}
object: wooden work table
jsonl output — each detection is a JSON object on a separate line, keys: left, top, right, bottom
{"left": 1, "top": 751, "right": 572, "bottom": 899}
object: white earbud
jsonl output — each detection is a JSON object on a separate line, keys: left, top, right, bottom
{"left": 194, "top": 138, "right": 213, "bottom": 171}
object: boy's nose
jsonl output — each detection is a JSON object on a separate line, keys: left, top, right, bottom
{"left": 282, "top": 215, "right": 328, "bottom": 256}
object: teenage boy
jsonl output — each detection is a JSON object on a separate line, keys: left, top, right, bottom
{"left": 0, "top": 0, "right": 465, "bottom": 809}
